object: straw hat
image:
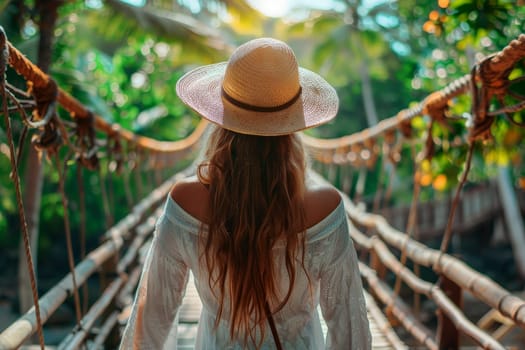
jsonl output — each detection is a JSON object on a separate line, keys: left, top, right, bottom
{"left": 176, "top": 37, "right": 339, "bottom": 136}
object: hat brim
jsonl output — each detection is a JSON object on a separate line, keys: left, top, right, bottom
{"left": 176, "top": 62, "right": 338, "bottom": 136}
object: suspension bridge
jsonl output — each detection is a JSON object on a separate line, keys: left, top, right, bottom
{"left": 1, "top": 27, "right": 525, "bottom": 349}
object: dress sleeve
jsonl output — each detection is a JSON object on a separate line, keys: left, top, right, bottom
{"left": 119, "top": 213, "right": 189, "bottom": 350}
{"left": 319, "top": 211, "right": 371, "bottom": 350}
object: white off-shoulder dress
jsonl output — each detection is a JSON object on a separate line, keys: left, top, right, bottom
{"left": 120, "top": 194, "right": 371, "bottom": 349}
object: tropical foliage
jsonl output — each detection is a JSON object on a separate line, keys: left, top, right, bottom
{"left": 0, "top": 0, "right": 524, "bottom": 271}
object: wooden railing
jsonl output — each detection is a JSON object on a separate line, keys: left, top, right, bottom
{"left": 0, "top": 165, "right": 195, "bottom": 349}
{"left": 312, "top": 171, "right": 525, "bottom": 350}
{"left": 377, "top": 183, "right": 500, "bottom": 240}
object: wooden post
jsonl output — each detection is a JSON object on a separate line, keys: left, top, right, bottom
{"left": 327, "top": 162, "right": 337, "bottom": 184}
{"left": 155, "top": 167, "right": 163, "bottom": 186}
{"left": 369, "top": 250, "right": 387, "bottom": 281}
{"left": 496, "top": 166, "right": 525, "bottom": 279}
{"left": 355, "top": 167, "right": 367, "bottom": 203}
{"left": 437, "top": 275, "right": 462, "bottom": 350}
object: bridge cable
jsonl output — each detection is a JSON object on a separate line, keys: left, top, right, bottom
{"left": 132, "top": 146, "right": 144, "bottom": 200}
{"left": 55, "top": 152, "right": 83, "bottom": 326}
{"left": 372, "top": 140, "right": 387, "bottom": 213}
{"left": 0, "top": 28, "right": 46, "bottom": 350}
{"left": 122, "top": 144, "right": 135, "bottom": 209}
{"left": 390, "top": 143, "right": 422, "bottom": 314}
{"left": 76, "top": 164, "right": 89, "bottom": 314}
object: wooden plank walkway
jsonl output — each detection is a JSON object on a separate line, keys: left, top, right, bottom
{"left": 177, "top": 273, "right": 407, "bottom": 349}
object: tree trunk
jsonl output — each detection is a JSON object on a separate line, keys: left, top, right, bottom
{"left": 344, "top": 0, "right": 378, "bottom": 127}
{"left": 17, "top": 0, "right": 60, "bottom": 314}
{"left": 359, "top": 56, "right": 379, "bottom": 126}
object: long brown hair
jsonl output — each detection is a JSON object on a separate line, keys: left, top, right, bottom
{"left": 197, "top": 127, "right": 307, "bottom": 347}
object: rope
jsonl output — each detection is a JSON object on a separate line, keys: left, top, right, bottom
{"left": 6, "top": 81, "right": 32, "bottom": 98}
{"left": 16, "top": 124, "right": 28, "bottom": 166}
{"left": 148, "top": 166, "right": 155, "bottom": 190}
{"left": 372, "top": 145, "right": 386, "bottom": 212}
{"left": 3, "top": 88, "right": 34, "bottom": 126}
{"left": 5, "top": 102, "right": 35, "bottom": 111}
{"left": 5, "top": 38, "right": 49, "bottom": 90}
{"left": 392, "top": 144, "right": 422, "bottom": 298}
{"left": 423, "top": 120, "right": 436, "bottom": 161}
{"left": 10, "top": 26, "right": 86, "bottom": 327}
{"left": 55, "top": 152, "right": 83, "bottom": 326}
{"left": 435, "top": 142, "right": 475, "bottom": 264}
{"left": 1, "top": 87, "right": 32, "bottom": 169}
{"left": 4, "top": 34, "right": 210, "bottom": 153}
{"left": 27, "top": 79, "right": 58, "bottom": 128}
{"left": 302, "top": 74, "right": 469, "bottom": 154}
{"left": 0, "top": 27, "right": 46, "bottom": 350}
{"left": 423, "top": 91, "right": 451, "bottom": 127}
{"left": 99, "top": 165, "right": 114, "bottom": 230}
{"left": 381, "top": 132, "right": 398, "bottom": 205}
{"left": 22, "top": 77, "right": 64, "bottom": 157}
{"left": 468, "top": 64, "right": 495, "bottom": 142}
{"left": 75, "top": 111, "right": 99, "bottom": 171}
{"left": 106, "top": 137, "right": 117, "bottom": 221}
{"left": 468, "top": 35, "right": 525, "bottom": 142}
{"left": 122, "top": 147, "right": 134, "bottom": 209}
{"left": 492, "top": 97, "right": 525, "bottom": 125}
{"left": 341, "top": 163, "right": 353, "bottom": 194}
{"left": 133, "top": 148, "right": 144, "bottom": 200}
{"left": 354, "top": 167, "right": 367, "bottom": 203}
{"left": 76, "top": 165, "right": 89, "bottom": 314}
{"left": 487, "top": 34, "right": 525, "bottom": 74}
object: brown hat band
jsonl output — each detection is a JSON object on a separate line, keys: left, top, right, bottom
{"left": 221, "top": 87, "right": 302, "bottom": 113}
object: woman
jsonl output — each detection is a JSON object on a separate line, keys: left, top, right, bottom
{"left": 120, "top": 38, "right": 371, "bottom": 349}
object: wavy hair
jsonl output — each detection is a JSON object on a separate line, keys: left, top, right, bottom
{"left": 197, "top": 127, "right": 308, "bottom": 348}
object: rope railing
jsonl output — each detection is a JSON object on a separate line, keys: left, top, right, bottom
{"left": 2, "top": 26, "right": 209, "bottom": 155}
{"left": 301, "top": 76, "right": 468, "bottom": 159}
{"left": 0, "top": 165, "right": 195, "bottom": 349}
{"left": 303, "top": 34, "right": 525, "bottom": 163}
{"left": 0, "top": 27, "right": 46, "bottom": 350}
{"left": 311, "top": 170, "right": 525, "bottom": 349}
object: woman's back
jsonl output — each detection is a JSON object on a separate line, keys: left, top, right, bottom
{"left": 169, "top": 178, "right": 341, "bottom": 231}
{"left": 155, "top": 177, "right": 370, "bottom": 349}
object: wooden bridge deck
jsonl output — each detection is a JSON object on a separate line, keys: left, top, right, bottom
{"left": 175, "top": 273, "right": 407, "bottom": 349}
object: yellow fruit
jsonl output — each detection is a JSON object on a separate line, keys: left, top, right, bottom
{"left": 432, "top": 174, "right": 447, "bottom": 191}
{"left": 420, "top": 173, "right": 433, "bottom": 187}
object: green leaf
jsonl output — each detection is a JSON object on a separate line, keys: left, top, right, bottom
{"left": 312, "top": 15, "right": 342, "bottom": 34}
{"left": 312, "top": 38, "right": 336, "bottom": 69}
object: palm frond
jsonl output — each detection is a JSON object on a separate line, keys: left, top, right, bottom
{"left": 105, "top": 0, "right": 233, "bottom": 52}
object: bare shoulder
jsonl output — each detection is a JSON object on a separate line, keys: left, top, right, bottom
{"left": 170, "top": 178, "right": 209, "bottom": 222}
{"left": 304, "top": 186, "right": 342, "bottom": 228}
{"left": 170, "top": 178, "right": 206, "bottom": 201}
